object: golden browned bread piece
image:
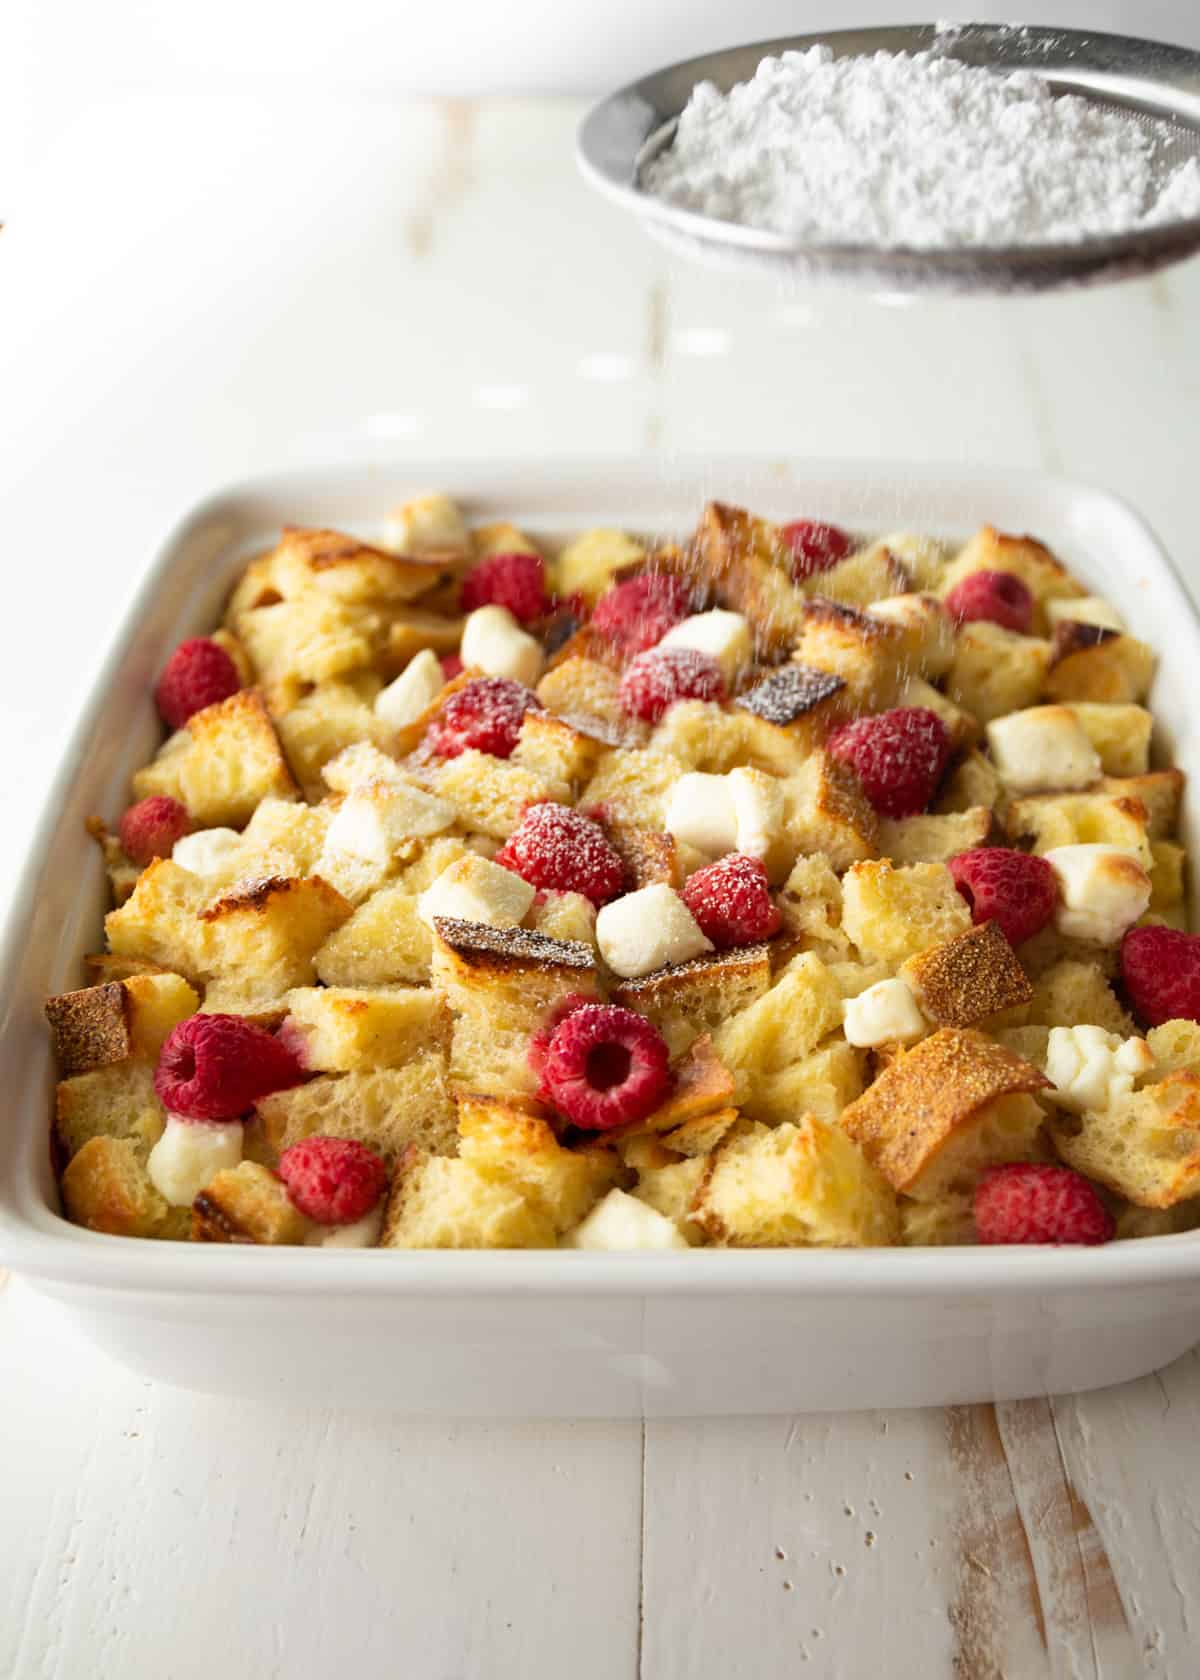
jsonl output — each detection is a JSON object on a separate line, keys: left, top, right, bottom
{"left": 776, "top": 853, "right": 853, "bottom": 962}
{"left": 935, "top": 748, "right": 1004, "bottom": 816}
{"left": 693, "top": 1117, "right": 900, "bottom": 1247}
{"left": 279, "top": 985, "right": 449, "bottom": 1072}
{"left": 948, "top": 622, "right": 1052, "bottom": 723}
{"left": 105, "top": 859, "right": 219, "bottom": 984}
{"left": 683, "top": 500, "right": 807, "bottom": 650}
{"left": 604, "top": 823, "right": 680, "bottom": 892}
{"left": 841, "top": 1027, "right": 1051, "bottom": 1200}
{"left": 1048, "top": 1074, "right": 1200, "bottom": 1209}
{"left": 535, "top": 656, "right": 633, "bottom": 744}
{"left": 732, "top": 664, "right": 850, "bottom": 759}
{"left": 192, "top": 1161, "right": 311, "bottom": 1244}
{"left": 45, "top": 971, "right": 198, "bottom": 1076}
{"left": 877, "top": 806, "right": 992, "bottom": 866}
{"left": 272, "top": 679, "right": 397, "bottom": 800}
{"left": 381, "top": 1145, "right": 556, "bottom": 1249}
{"left": 782, "top": 750, "right": 878, "bottom": 873}
{"left": 1026, "top": 960, "right": 1135, "bottom": 1037}
{"left": 650, "top": 699, "right": 808, "bottom": 778}
{"left": 841, "top": 859, "right": 973, "bottom": 968}
{"left": 1099, "top": 770, "right": 1183, "bottom": 840}
{"left": 748, "top": 1039, "right": 867, "bottom": 1128}
{"left": 60, "top": 1137, "right": 177, "bottom": 1238}
{"left": 792, "top": 599, "right": 904, "bottom": 711}
{"left": 1069, "top": 702, "right": 1153, "bottom": 775}
{"left": 1042, "top": 623, "right": 1156, "bottom": 704}
{"left": 269, "top": 525, "right": 455, "bottom": 605}
{"left": 712, "top": 952, "right": 844, "bottom": 1109}
{"left": 1004, "top": 788, "right": 1152, "bottom": 863}
{"left": 604, "top": 1035, "right": 737, "bottom": 1143}
{"left": 314, "top": 883, "right": 433, "bottom": 987}
{"left": 431, "top": 918, "right": 599, "bottom": 1030}
{"left": 512, "top": 708, "right": 606, "bottom": 789}
{"left": 814, "top": 544, "right": 910, "bottom": 609}
{"left": 899, "top": 1193, "right": 977, "bottom": 1247}
{"left": 610, "top": 945, "right": 773, "bottom": 1060}
{"left": 580, "top": 745, "right": 687, "bottom": 830}
{"left": 132, "top": 689, "right": 299, "bottom": 828}
{"left": 55, "top": 1060, "right": 165, "bottom": 1165}
{"left": 456, "top": 1095, "right": 620, "bottom": 1235}
{"left": 252, "top": 1052, "right": 457, "bottom": 1165}
{"left": 195, "top": 874, "right": 353, "bottom": 1011}
{"left": 435, "top": 750, "right": 563, "bottom": 840}
{"left": 901, "top": 922, "right": 1033, "bottom": 1029}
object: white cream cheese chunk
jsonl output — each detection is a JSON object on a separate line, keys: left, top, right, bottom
{"left": 460, "top": 604, "right": 544, "bottom": 687}
{"left": 384, "top": 491, "right": 467, "bottom": 554}
{"left": 374, "top": 648, "right": 445, "bottom": 731}
{"left": 418, "top": 854, "right": 535, "bottom": 930}
{"left": 1044, "top": 1024, "right": 1155, "bottom": 1113}
{"left": 727, "top": 767, "right": 785, "bottom": 864}
{"left": 986, "top": 706, "right": 1102, "bottom": 794}
{"left": 663, "top": 772, "right": 738, "bottom": 857}
{"left": 843, "top": 977, "right": 927, "bottom": 1048}
{"left": 596, "top": 883, "right": 713, "bottom": 979}
{"left": 324, "top": 780, "right": 456, "bottom": 867}
{"left": 147, "top": 1116, "right": 244, "bottom": 1208}
{"left": 1044, "top": 844, "right": 1152, "bottom": 944}
{"left": 307, "top": 1204, "right": 385, "bottom": 1248}
{"left": 657, "top": 609, "right": 752, "bottom": 681}
{"left": 562, "top": 1188, "right": 689, "bottom": 1250}
{"left": 172, "top": 827, "right": 242, "bottom": 877}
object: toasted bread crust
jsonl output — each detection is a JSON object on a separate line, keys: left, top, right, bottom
{"left": 901, "top": 922, "right": 1033, "bottom": 1027}
{"left": 431, "top": 917, "right": 595, "bottom": 974}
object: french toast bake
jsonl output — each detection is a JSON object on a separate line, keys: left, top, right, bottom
{"left": 45, "top": 495, "right": 1200, "bottom": 1249}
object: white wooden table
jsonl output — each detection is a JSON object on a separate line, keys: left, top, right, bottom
{"left": 2, "top": 94, "right": 1200, "bottom": 1678}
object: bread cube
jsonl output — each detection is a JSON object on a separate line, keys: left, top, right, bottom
{"left": 876, "top": 806, "right": 992, "bottom": 866}
{"left": 192, "top": 1161, "right": 310, "bottom": 1244}
{"left": 456, "top": 1096, "right": 619, "bottom": 1235}
{"left": 235, "top": 593, "right": 382, "bottom": 688}
{"left": 381, "top": 1148, "right": 555, "bottom": 1249}
{"left": 1027, "top": 960, "right": 1135, "bottom": 1037}
{"left": 524, "top": 890, "right": 598, "bottom": 949}
{"left": 1068, "top": 703, "right": 1153, "bottom": 776}
{"left": 813, "top": 546, "right": 910, "bottom": 609}
{"left": 901, "top": 922, "right": 1033, "bottom": 1028}
{"left": 383, "top": 492, "right": 469, "bottom": 557}
{"left": 253, "top": 1053, "right": 457, "bottom": 1164}
{"left": 840, "top": 1027, "right": 1050, "bottom": 1200}
{"left": 611, "top": 944, "right": 773, "bottom": 1060}
{"left": 197, "top": 874, "right": 352, "bottom": 1008}
{"left": 436, "top": 750, "right": 561, "bottom": 840}
{"left": 554, "top": 528, "right": 645, "bottom": 604}
{"left": 751, "top": 1038, "right": 867, "bottom": 1127}
{"left": 1099, "top": 771, "right": 1183, "bottom": 841}
{"left": 777, "top": 852, "right": 853, "bottom": 961}
{"left": 1005, "top": 791, "right": 1152, "bottom": 864}
{"left": 841, "top": 860, "right": 973, "bottom": 968}
{"left": 713, "top": 952, "right": 844, "bottom": 1107}
{"left": 105, "top": 859, "right": 214, "bottom": 983}
{"left": 314, "top": 884, "right": 432, "bottom": 986}
{"left": 783, "top": 751, "right": 878, "bottom": 872}
{"left": 792, "top": 599, "right": 904, "bottom": 710}
{"left": 431, "top": 918, "right": 599, "bottom": 1034}
{"left": 986, "top": 705, "right": 1101, "bottom": 794}
{"left": 947, "top": 622, "right": 1052, "bottom": 723}
{"left": 1043, "top": 623, "right": 1156, "bottom": 704}
{"left": 687, "top": 500, "right": 808, "bottom": 650}
{"left": 603, "top": 823, "right": 679, "bottom": 892}
{"left": 1146, "top": 1020, "right": 1200, "bottom": 1077}
{"left": 865, "top": 593, "right": 956, "bottom": 678}
{"left": 55, "top": 1059, "right": 165, "bottom": 1164}
{"left": 899, "top": 1193, "right": 976, "bottom": 1247}
{"left": 628, "top": 1142, "right": 708, "bottom": 1244}
{"left": 271, "top": 524, "right": 452, "bottom": 604}
{"left": 652, "top": 699, "right": 808, "bottom": 778}
{"left": 934, "top": 749, "right": 1003, "bottom": 816}
{"left": 46, "top": 971, "right": 198, "bottom": 1076}
{"left": 939, "top": 526, "right": 1083, "bottom": 632}
{"left": 693, "top": 1118, "right": 899, "bottom": 1247}
{"left": 1049, "top": 1073, "right": 1200, "bottom": 1208}
{"left": 279, "top": 986, "right": 448, "bottom": 1072}
{"left": 1150, "top": 841, "right": 1186, "bottom": 911}
{"left": 273, "top": 681, "right": 396, "bottom": 800}
{"left": 536, "top": 656, "right": 631, "bottom": 744}
{"left": 513, "top": 708, "right": 605, "bottom": 789}
{"left": 734, "top": 665, "right": 850, "bottom": 761}
{"left": 133, "top": 689, "right": 298, "bottom": 828}
{"left": 60, "top": 1136, "right": 174, "bottom": 1238}
{"left": 581, "top": 747, "right": 686, "bottom": 829}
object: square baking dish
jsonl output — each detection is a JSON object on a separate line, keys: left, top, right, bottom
{"left": 3, "top": 456, "right": 1199, "bottom": 1418}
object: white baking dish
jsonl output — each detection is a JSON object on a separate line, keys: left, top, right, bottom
{"left": 2, "top": 457, "right": 1198, "bottom": 1417}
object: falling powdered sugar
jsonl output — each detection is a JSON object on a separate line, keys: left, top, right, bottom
{"left": 642, "top": 47, "right": 1200, "bottom": 249}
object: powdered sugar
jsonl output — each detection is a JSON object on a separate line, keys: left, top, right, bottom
{"left": 643, "top": 48, "right": 1200, "bottom": 250}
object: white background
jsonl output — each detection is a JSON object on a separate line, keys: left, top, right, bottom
{"left": 4, "top": 1, "right": 1200, "bottom": 210}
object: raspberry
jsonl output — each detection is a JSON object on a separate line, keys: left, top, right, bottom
{"left": 943, "top": 570, "right": 1034, "bottom": 634}
{"left": 527, "top": 992, "right": 596, "bottom": 1094}
{"left": 494, "top": 803, "right": 625, "bottom": 906}
{"left": 440, "top": 654, "right": 464, "bottom": 680}
{"left": 827, "top": 706, "right": 951, "bottom": 819}
{"left": 460, "top": 551, "right": 548, "bottom": 622}
{"left": 154, "top": 1014, "right": 305, "bottom": 1121}
{"left": 948, "top": 848, "right": 1058, "bottom": 948}
{"left": 681, "top": 854, "right": 781, "bottom": 949}
{"left": 118, "top": 796, "right": 191, "bottom": 866}
{"left": 1121, "top": 925, "right": 1200, "bottom": 1027}
{"left": 543, "top": 1003, "right": 671, "bottom": 1130}
{"left": 974, "top": 1163, "right": 1114, "bottom": 1246}
{"left": 277, "top": 1135, "right": 389, "bottom": 1225}
{"left": 591, "top": 573, "right": 691, "bottom": 655}
{"left": 426, "top": 676, "right": 541, "bottom": 759}
{"left": 782, "top": 518, "right": 854, "bottom": 579}
{"left": 618, "top": 645, "right": 725, "bottom": 722}
{"left": 155, "top": 637, "right": 242, "bottom": 729}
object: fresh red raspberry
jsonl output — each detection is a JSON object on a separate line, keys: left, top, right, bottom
{"left": 618, "top": 645, "right": 725, "bottom": 722}
{"left": 440, "top": 653, "right": 464, "bottom": 680}
{"left": 154, "top": 1014, "right": 305, "bottom": 1121}
{"left": 827, "top": 706, "right": 951, "bottom": 819}
{"left": 494, "top": 803, "right": 625, "bottom": 906}
{"left": 1121, "top": 925, "right": 1200, "bottom": 1027}
{"left": 277, "top": 1135, "right": 389, "bottom": 1226}
{"left": 118, "top": 796, "right": 191, "bottom": 866}
{"left": 155, "top": 637, "right": 242, "bottom": 729}
{"left": 974, "top": 1164, "right": 1114, "bottom": 1246}
{"left": 527, "top": 992, "right": 596, "bottom": 1094}
{"left": 943, "top": 570, "right": 1034, "bottom": 634}
{"left": 782, "top": 518, "right": 854, "bottom": 579}
{"left": 543, "top": 1004, "right": 671, "bottom": 1131}
{"left": 948, "top": 848, "right": 1059, "bottom": 948}
{"left": 591, "top": 573, "right": 691, "bottom": 655}
{"left": 460, "top": 551, "right": 548, "bottom": 622}
{"left": 426, "top": 676, "right": 542, "bottom": 759}
{"left": 681, "top": 854, "right": 781, "bottom": 949}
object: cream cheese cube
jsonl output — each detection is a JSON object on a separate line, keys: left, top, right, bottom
{"left": 418, "top": 854, "right": 535, "bottom": 930}
{"left": 663, "top": 772, "right": 738, "bottom": 857}
{"left": 172, "top": 827, "right": 243, "bottom": 877}
{"left": 986, "top": 706, "right": 1102, "bottom": 794}
{"left": 658, "top": 609, "right": 752, "bottom": 681}
{"left": 147, "top": 1116, "right": 244, "bottom": 1208}
{"left": 1044, "top": 1024, "right": 1154, "bottom": 1113}
{"left": 1045, "top": 595, "right": 1126, "bottom": 633}
{"left": 596, "top": 883, "right": 713, "bottom": 979}
{"left": 324, "top": 780, "right": 456, "bottom": 866}
{"left": 460, "top": 604, "right": 544, "bottom": 687}
{"left": 307, "top": 1205, "right": 385, "bottom": 1248}
{"left": 562, "top": 1188, "right": 689, "bottom": 1250}
{"left": 1044, "top": 844, "right": 1152, "bottom": 944}
{"left": 728, "top": 766, "right": 785, "bottom": 864}
{"left": 842, "top": 977, "right": 927, "bottom": 1048}
{"left": 374, "top": 648, "right": 445, "bottom": 731}
{"left": 384, "top": 491, "right": 467, "bottom": 554}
